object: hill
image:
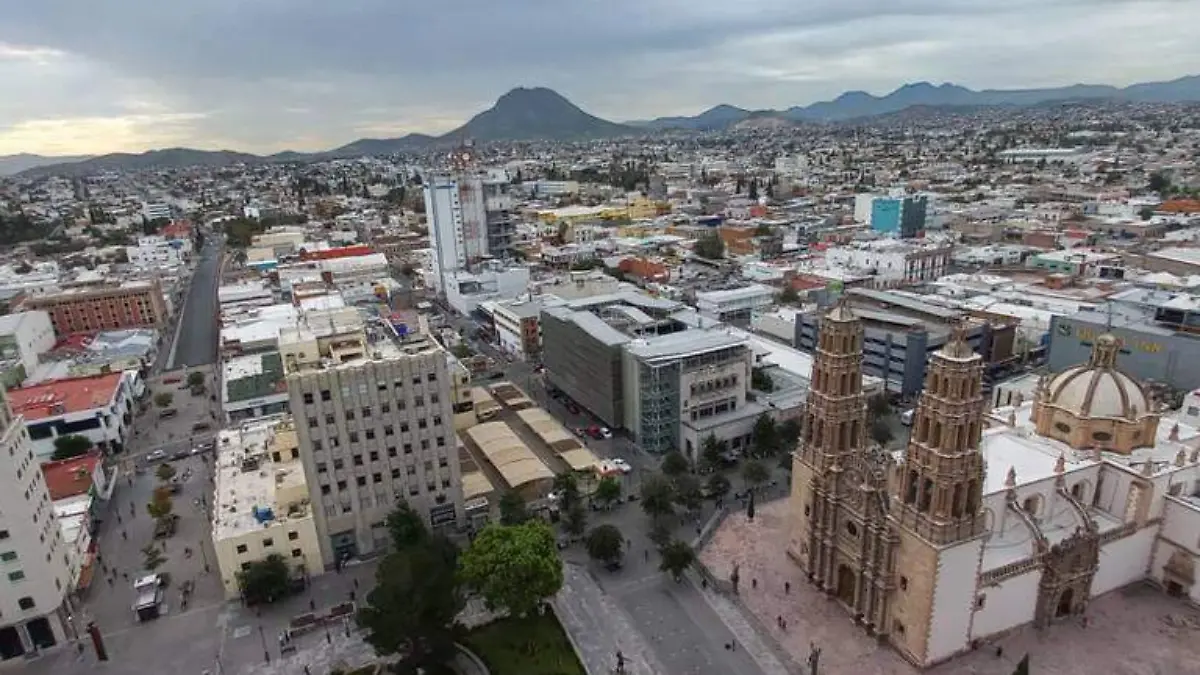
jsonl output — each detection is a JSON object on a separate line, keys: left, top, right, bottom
{"left": 0, "top": 153, "right": 93, "bottom": 176}
{"left": 438, "top": 87, "right": 633, "bottom": 142}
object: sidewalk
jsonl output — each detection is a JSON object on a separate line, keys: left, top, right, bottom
{"left": 552, "top": 562, "right": 666, "bottom": 675}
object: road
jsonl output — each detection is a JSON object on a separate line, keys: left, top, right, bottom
{"left": 169, "top": 238, "right": 222, "bottom": 369}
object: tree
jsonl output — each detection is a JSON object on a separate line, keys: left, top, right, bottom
{"left": 237, "top": 554, "right": 291, "bottom": 605}
{"left": 658, "top": 540, "right": 696, "bottom": 581}
{"left": 153, "top": 392, "right": 173, "bottom": 408}
{"left": 186, "top": 371, "right": 205, "bottom": 389}
{"left": 458, "top": 522, "right": 563, "bottom": 618}
{"left": 742, "top": 459, "right": 769, "bottom": 491}
{"left": 751, "top": 413, "right": 779, "bottom": 458}
{"left": 1148, "top": 171, "right": 1171, "bottom": 194}
{"left": 639, "top": 474, "right": 676, "bottom": 522}
{"left": 552, "top": 472, "right": 581, "bottom": 513}
{"left": 155, "top": 463, "right": 176, "bottom": 483}
{"left": 870, "top": 418, "right": 894, "bottom": 446}
{"left": 386, "top": 500, "right": 429, "bottom": 551}
{"left": 673, "top": 474, "right": 704, "bottom": 513}
{"left": 699, "top": 435, "right": 727, "bottom": 472}
{"left": 778, "top": 418, "right": 801, "bottom": 449}
{"left": 751, "top": 367, "right": 775, "bottom": 393}
{"left": 706, "top": 473, "right": 732, "bottom": 501}
{"left": 660, "top": 450, "right": 690, "bottom": 477}
{"left": 358, "top": 536, "right": 463, "bottom": 673}
{"left": 868, "top": 395, "right": 891, "bottom": 420}
{"left": 563, "top": 504, "right": 588, "bottom": 538}
{"left": 748, "top": 179, "right": 759, "bottom": 200}
{"left": 1139, "top": 206, "right": 1155, "bottom": 221}
{"left": 593, "top": 476, "right": 622, "bottom": 509}
{"left": 585, "top": 524, "right": 624, "bottom": 566}
{"left": 778, "top": 286, "right": 800, "bottom": 304}
{"left": 141, "top": 543, "right": 166, "bottom": 571}
{"left": 51, "top": 435, "right": 93, "bottom": 461}
{"left": 498, "top": 490, "right": 529, "bottom": 526}
{"left": 146, "top": 486, "right": 174, "bottom": 520}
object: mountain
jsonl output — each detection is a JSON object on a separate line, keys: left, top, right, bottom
{"left": 438, "top": 87, "right": 633, "bottom": 142}
{"left": 18, "top": 148, "right": 264, "bottom": 178}
{"left": 636, "top": 104, "right": 752, "bottom": 131}
{"left": 0, "top": 153, "right": 93, "bottom": 176}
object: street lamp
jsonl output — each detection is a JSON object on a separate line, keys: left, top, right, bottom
{"left": 258, "top": 625, "right": 270, "bottom": 663}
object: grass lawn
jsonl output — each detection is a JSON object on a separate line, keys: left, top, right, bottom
{"left": 464, "top": 611, "right": 586, "bottom": 675}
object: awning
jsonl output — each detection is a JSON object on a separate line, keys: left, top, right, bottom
{"left": 75, "top": 551, "right": 97, "bottom": 591}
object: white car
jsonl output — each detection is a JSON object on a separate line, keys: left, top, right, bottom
{"left": 610, "top": 458, "right": 632, "bottom": 474}
{"left": 598, "top": 427, "right": 613, "bottom": 439}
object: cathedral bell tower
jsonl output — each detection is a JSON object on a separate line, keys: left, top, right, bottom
{"left": 892, "top": 323, "right": 987, "bottom": 544}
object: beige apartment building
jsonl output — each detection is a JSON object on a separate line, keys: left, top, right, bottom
{"left": 286, "top": 325, "right": 463, "bottom": 565}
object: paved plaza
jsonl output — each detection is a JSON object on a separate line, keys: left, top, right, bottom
{"left": 699, "top": 499, "right": 1200, "bottom": 675}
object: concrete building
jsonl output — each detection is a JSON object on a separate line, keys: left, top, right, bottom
{"left": 126, "top": 235, "right": 189, "bottom": 269}
{"left": 222, "top": 352, "right": 290, "bottom": 425}
{"left": 141, "top": 202, "right": 171, "bottom": 221}
{"left": 211, "top": 418, "right": 324, "bottom": 599}
{"left": 0, "top": 311, "right": 55, "bottom": 384}
{"left": 823, "top": 238, "right": 953, "bottom": 287}
{"left": 444, "top": 263, "right": 530, "bottom": 316}
{"left": 0, "top": 390, "right": 73, "bottom": 661}
{"left": 425, "top": 174, "right": 516, "bottom": 293}
{"left": 6, "top": 372, "right": 136, "bottom": 457}
{"left": 286, "top": 320, "right": 462, "bottom": 563}
{"left": 695, "top": 284, "right": 776, "bottom": 328}
{"left": 485, "top": 297, "right": 561, "bottom": 361}
{"left": 871, "top": 195, "right": 928, "bottom": 237}
{"left": 1026, "top": 250, "right": 1123, "bottom": 277}
{"left": 24, "top": 279, "right": 169, "bottom": 337}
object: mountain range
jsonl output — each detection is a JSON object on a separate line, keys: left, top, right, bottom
{"left": 8, "top": 75, "right": 1200, "bottom": 177}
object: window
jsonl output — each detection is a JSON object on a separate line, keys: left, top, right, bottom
{"left": 356, "top": 477, "right": 367, "bottom": 487}
{"left": 241, "top": 562, "right": 252, "bottom": 572}
{"left": 404, "top": 443, "right": 413, "bottom": 455}
{"left": 303, "top": 393, "right": 314, "bottom": 404}
{"left": 391, "top": 468, "right": 401, "bottom": 478}
{"left": 436, "top": 437, "right": 446, "bottom": 447}
{"left": 337, "top": 480, "right": 347, "bottom": 491}
{"left": 412, "top": 376, "right": 421, "bottom": 385}
{"left": 0, "top": 530, "right": 8, "bottom": 540}
{"left": 236, "top": 544, "right": 248, "bottom": 554}
{"left": 406, "top": 465, "right": 416, "bottom": 476}
{"left": 307, "top": 417, "right": 318, "bottom": 428}
{"left": 8, "top": 571, "right": 24, "bottom": 582}
{"left": 373, "top": 473, "right": 382, "bottom": 484}
{"left": 362, "top": 407, "right": 372, "bottom": 418}
{"left": 900, "top": 576, "right": 908, "bottom": 591}
{"left": 433, "top": 416, "right": 442, "bottom": 426}
{"left": 262, "top": 538, "right": 274, "bottom": 547}
{"left": 384, "top": 425, "right": 394, "bottom": 436}
{"left": 409, "top": 486, "right": 419, "bottom": 496}
{"left": 1054, "top": 422, "right": 1071, "bottom": 434}
{"left": 0, "top": 551, "right": 16, "bottom": 562}
{"left": 292, "top": 549, "right": 303, "bottom": 558}
{"left": 427, "top": 373, "right": 437, "bottom": 382}
{"left": 438, "top": 457, "right": 448, "bottom": 468}
{"left": 415, "top": 396, "right": 424, "bottom": 407}
{"left": 349, "top": 431, "right": 359, "bottom": 443}
{"left": 421, "top": 439, "right": 430, "bottom": 450}
{"left": 369, "top": 451, "right": 379, "bottom": 461}
{"left": 325, "top": 414, "right": 335, "bottom": 424}
{"left": 365, "top": 430, "right": 376, "bottom": 440}
{"left": 400, "top": 423, "right": 410, "bottom": 433}
{"left": 333, "top": 459, "right": 344, "bottom": 470}
{"left": 321, "top": 485, "right": 331, "bottom": 495}
{"left": 316, "top": 462, "right": 328, "bottom": 474}
{"left": 288, "top": 531, "right": 299, "bottom": 541}
{"left": 975, "top": 594, "right": 986, "bottom": 609}
{"left": 845, "top": 521, "right": 858, "bottom": 537}
{"left": 18, "top": 596, "right": 35, "bottom": 610}
{"left": 387, "top": 447, "right": 397, "bottom": 457}
{"left": 353, "top": 455, "right": 364, "bottom": 466}
{"left": 1092, "top": 431, "right": 1112, "bottom": 442}
{"left": 320, "top": 390, "right": 331, "bottom": 401}
{"left": 430, "top": 393, "right": 440, "bottom": 404}
{"left": 345, "top": 410, "right": 356, "bottom": 421}
{"left": 381, "top": 403, "right": 391, "bottom": 414}
{"left": 418, "top": 419, "right": 428, "bottom": 430}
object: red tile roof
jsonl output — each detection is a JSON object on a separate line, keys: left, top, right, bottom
{"left": 299, "top": 245, "right": 374, "bottom": 261}
{"left": 41, "top": 451, "right": 101, "bottom": 500}
{"left": 162, "top": 220, "right": 193, "bottom": 238}
{"left": 7, "top": 372, "right": 124, "bottom": 421}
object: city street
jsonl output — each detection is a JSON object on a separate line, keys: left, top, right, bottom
{"left": 170, "top": 237, "right": 222, "bottom": 370}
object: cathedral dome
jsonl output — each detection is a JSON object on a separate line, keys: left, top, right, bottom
{"left": 1044, "top": 334, "right": 1149, "bottom": 420}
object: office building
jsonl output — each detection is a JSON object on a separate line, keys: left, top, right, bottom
{"left": 0, "top": 311, "right": 55, "bottom": 384}
{"left": 0, "top": 390, "right": 73, "bottom": 661}
{"left": 286, "top": 320, "right": 463, "bottom": 564}
{"left": 424, "top": 172, "right": 516, "bottom": 293}
{"left": 23, "top": 279, "right": 169, "bottom": 337}
{"left": 695, "top": 284, "right": 776, "bottom": 328}
{"left": 211, "top": 418, "right": 324, "bottom": 599}
{"left": 6, "top": 372, "right": 137, "bottom": 457}
{"left": 141, "top": 202, "right": 171, "bottom": 222}
{"left": 868, "top": 195, "right": 928, "bottom": 238}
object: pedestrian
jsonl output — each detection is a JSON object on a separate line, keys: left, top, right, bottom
{"left": 122, "top": 572, "right": 128, "bottom": 581}
{"left": 701, "top": 577, "right": 708, "bottom": 590}
{"left": 353, "top": 578, "right": 359, "bottom": 590}
{"left": 310, "top": 599, "right": 316, "bottom": 611}
{"left": 107, "top": 577, "right": 114, "bottom": 587}
{"left": 349, "top": 589, "right": 356, "bottom": 602}
{"left": 121, "top": 531, "right": 127, "bottom": 540}
{"left": 304, "top": 667, "right": 311, "bottom": 675}
{"left": 995, "top": 646, "right": 1003, "bottom": 658}
{"left": 644, "top": 549, "right": 649, "bottom": 562}
{"left": 785, "top": 581, "right": 791, "bottom": 594}
{"left": 752, "top": 578, "right": 757, "bottom": 589}
{"left": 781, "top": 618, "right": 787, "bottom": 631}
{"left": 777, "top": 615, "right": 783, "bottom": 629}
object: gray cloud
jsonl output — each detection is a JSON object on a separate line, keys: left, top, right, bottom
{"left": 0, "top": 0, "right": 1197, "bottom": 154}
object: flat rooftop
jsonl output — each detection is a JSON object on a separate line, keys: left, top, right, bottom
{"left": 212, "top": 419, "right": 311, "bottom": 540}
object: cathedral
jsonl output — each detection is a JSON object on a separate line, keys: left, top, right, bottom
{"left": 788, "top": 300, "right": 1200, "bottom": 668}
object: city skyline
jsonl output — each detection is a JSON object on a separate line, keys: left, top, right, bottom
{"left": 2, "top": 0, "right": 1199, "bottom": 156}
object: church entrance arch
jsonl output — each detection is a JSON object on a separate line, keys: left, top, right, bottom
{"left": 836, "top": 564, "right": 856, "bottom": 607}
{"left": 1056, "top": 588, "right": 1074, "bottom": 618}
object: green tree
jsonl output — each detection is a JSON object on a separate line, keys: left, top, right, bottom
{"left": 386, "top": 499, "right": 429, "bottom": 551}
{"left": 237, "top": 554, "right": 291, "bottom": 605}
{"left": 660, "top": 450, "right": 690, "bottom": 477}
{"left": 706, "top": 473, "right": 732, "bottom": 501}
{"left": 751, "top": 367, "right": 775, "bottom": 393}
{"left": 186, "top": 371, "right": 205, "bottom": 389}
{"left": 658, "top": 540, "right": 696, "bottom": 581}
{"left": 153, "top": 392, "right": 173, "bottom": 408}
{"left": 563, "top": 504, "right": 588, "bottom": 537}
{"left": 751, "top": 413, "right": 779, "bottom": 458}
{"left": 699, "top": 435, "right": 726, "bottom": 472}
{"left": 639, "top": 474, "right": 676, "bottom": 522}
{"left": 748, "top": 179, "right": 759, "bottom": 200}
{"left": 673, "top": 474, "right": 704, "bottom": 513}
{"left": 870, "top": 418, "right": 894, "bottom": 446}
{"left": 742, "top": 459, "right": 769, "bottom": 491}
{"left": 458, "top": 522, "right": 563, "bottom": 618}
{"left": 552, "top": 472, "right": 581, "bottom": 513}
{"left": 1139, "top": 206, "right": 1154, "bottom": 221}
{"left": 593, "top": 476, "right": 622, "bottom": 508}
{"left": 155, "top": 463, "right": 176, "bottom": 483}
{"left": 1148, "top": 171, "right": 1171, "bottom": 194}
{"left": 868, "top": 395, "right": 891, "bottom": 420}
{"left": 778, "top": 286, "right": 800, "bottom": 304}
{"left": 778, "top": 418, "right": 801, "bottom": 448}
{"left": 357, "top": 536, "right": 463, "bottom": 673}
{"left": 51, "top": 435, "right": 93, "bottom": 461}
{"left": 498, "top": 490, "right": 529, "bottom": 526}
{"left": 451, "top": 343, "right": 473, "bottom": 359}
{"left": 141, "top": 543, "right": 166, "bottom": 571}
{"left": 146, "top": 486, "right": 174, "bottom": 520}
{"left": 585, "top": 524, "right": 624, "bottom": 566}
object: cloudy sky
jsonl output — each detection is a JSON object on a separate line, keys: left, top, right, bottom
{"left": 1, "top": 0, "right": 1198, "bottom": 156}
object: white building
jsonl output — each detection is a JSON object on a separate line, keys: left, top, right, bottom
{"left": 424, "top": 176, "right": 516, "bottom": 293}
{"left": 823, "top": 238, "right": 953, "bottom": 287}
{"left": 5, "top": 371, "right": 137, "bottom": 457}
{"left": 0, "top": 391, "right": 74, "bottom": 661}
{"left": 0, "top": 311, "right": 55, "bottom": 378}
{"left": 444, "top": 264, "right": 531, "bottom": 316}
{"left": 695, "top": 284, "right": 776, "bottom": 327}
{"left": 141, "top": 202, "right": 171, "bottom": 221}
{"left": 126, "top": 235, "right": 189, "bottom": 269}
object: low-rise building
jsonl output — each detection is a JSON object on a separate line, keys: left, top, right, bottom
{"left": 23, "top": 279, "right": 169, "bottom": 337}
{"left": 211, "top": 418, "right": 324, "bottom": 599}
{"left": 695, "top": 284, "right": 776, "bottom": 328}
{"left": 6, "top": 372, "right": 136, "bottom": 457}
{"left": 0, "top": 311, "right": 55, "bottom": 386}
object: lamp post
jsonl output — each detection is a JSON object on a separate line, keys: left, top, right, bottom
{"left": 258, "top": 625, "right": 270, "bottom": 663}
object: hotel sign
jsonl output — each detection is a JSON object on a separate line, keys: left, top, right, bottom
{"left": 1057, "top": 324, "right": 1163, "bottom": 353}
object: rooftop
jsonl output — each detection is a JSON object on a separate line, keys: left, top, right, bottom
{"left": 224, "top": 352, "right": 286, "bottom": 403}
{"left": 212, "top": 419, "right": 311, "bottom": 540}
{"left": 8, "top": 372, "right": 124, "bottom": 421}
{"left": 625, "top": 327, "right": 747, "bottom": 362}
{"left": 42, "top": 451, "right": 102, "bottom": 500}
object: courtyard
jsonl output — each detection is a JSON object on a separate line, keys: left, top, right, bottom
{"left": 699, "top": 499, "right": 1200, "bottom": 675}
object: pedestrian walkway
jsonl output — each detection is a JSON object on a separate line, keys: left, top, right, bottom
{"left": 688, "top": 570, "right": 795, "bottom": 675}
{"left": 552, "top": 562, "right": 666, "bottom": 675}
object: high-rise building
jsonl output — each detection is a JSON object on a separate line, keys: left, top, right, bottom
{"left": 424, "top": 173, "right": 515, "bottom": 293}
{"left": 869, "top": 195, "right": 928, "bottom": 238}
{"left": 286, "top": 328, "right": 464, "bottom": 564}
{"left": 0, "top": 390, "right": 73, "bottom": 661}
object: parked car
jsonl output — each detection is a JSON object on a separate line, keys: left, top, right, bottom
{"left": 158, "top": 408, "right": 178, "bottom": 419}
{"left": 146, "top": 449, "right": 167, "bottom": 462}
{"left": 900, "top": 409, "right": 915, "bottom": 426}
{"left": 170, "top": 449, "right": 189, "bottom": 461}
{"left": 610, "top": 458, "right": 633, "bottom": 474}
{"left": 598, "top": 427, "right": 613, "bottom": 439}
